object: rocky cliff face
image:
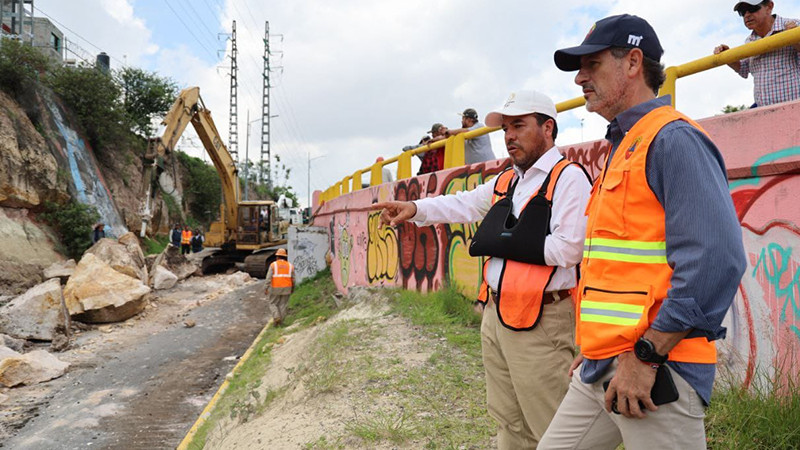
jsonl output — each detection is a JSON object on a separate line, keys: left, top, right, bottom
{"left": 0, "top": 88, "right": 180, "bottom": 295}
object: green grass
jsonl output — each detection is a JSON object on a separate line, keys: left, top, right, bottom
{"left": 390, "top": 283, "right": 483, "bottom": 358}
{"left": 142, "top": 234, "right": 169, "bottom": 255}
{"left": 706, "top": 369, "right": 800, "bottom": 449}
{"left": 186, "top": 267, "right": 338, "bottom": 449}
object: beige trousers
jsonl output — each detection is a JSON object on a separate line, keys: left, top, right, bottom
{"left": 269, "top": 293, "right": 290, "bottom": 321}
{"left": 538, "top": 360, "right": 707, "bottom": 450}
{"left": 481, "top": 297, "right": 575, "bottom": 449}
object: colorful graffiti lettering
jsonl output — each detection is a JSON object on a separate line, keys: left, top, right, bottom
{"left": 752, "top": 243, "right": 800, "bottom": 338}
{"left": 366, "top": 211, "right": 398, "bottom": 283}
{"left": 563, "top": 140, "right": 611, "bottom": 179}
{"left": 337, "top": 215, "right": 353, "bottom": 286}
{"left": 393, "top": 178, "right": 439, "bottom": 291}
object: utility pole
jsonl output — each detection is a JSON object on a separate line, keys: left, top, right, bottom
{"left": 308, "top": 151, "right": 325, "bottom": 209}
{"left": 260, "top": 21, "right": 271, "bottom": 187}
{"left": 244, "top": 112, "right": 262, "bottom": 201}
{"left": 228, "top": 20, "right": 239, "bottom": 163}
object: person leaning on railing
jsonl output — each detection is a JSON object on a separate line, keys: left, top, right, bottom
{"left": 714, "top": 0, "right": 800, "bottom": 107}
{"left": 445, "top": 108, "right": 496, "bottom": 164}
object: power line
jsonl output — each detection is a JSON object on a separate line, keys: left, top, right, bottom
{"left": 163, "top": 0, "right": 217, "bottom": 60}
{"left": 173, "top": 0, "right": 219, "bottom": 49}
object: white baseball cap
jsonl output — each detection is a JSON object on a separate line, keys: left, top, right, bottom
{"left": 484, "top": 90, "right": 557, "bottom": 127}
{"left": 734, "top": 0, "right": 762, "bottom": 10}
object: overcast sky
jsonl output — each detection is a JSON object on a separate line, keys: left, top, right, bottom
{"left": 33, "top": 0, "right": 800, "bottom": 208}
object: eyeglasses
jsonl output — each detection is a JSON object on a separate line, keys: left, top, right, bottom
{"left": 736, "top": 3, "right": 762, "bottom": 17}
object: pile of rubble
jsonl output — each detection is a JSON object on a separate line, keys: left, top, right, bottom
{"left": 0, "top": 233, "right": 200, "bottom": 388}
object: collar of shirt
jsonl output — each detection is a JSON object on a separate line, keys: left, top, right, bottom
{"left": 605, "top": 96, "right": 672, "bottom": 149}
{"left": 511, "top": 145, "right": 563, "bottom": 180}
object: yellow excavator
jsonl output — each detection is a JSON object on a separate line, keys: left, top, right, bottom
{"left": 139, "top": 86, "right": 286, "bottom": 278}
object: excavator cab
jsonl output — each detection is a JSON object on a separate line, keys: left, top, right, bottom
{"left": 237, "top": 202, "right": 273, "bottom": 245}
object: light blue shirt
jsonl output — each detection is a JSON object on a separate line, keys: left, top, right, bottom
{"left": 580, "top": 96, "right": 747, "bottom": 404}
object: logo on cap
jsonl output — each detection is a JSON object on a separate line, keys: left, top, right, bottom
{"left": 504, "top": 93, "right": 516, "bottom": 108}
{"left": 585, "top": 23, "right": 596, "bottom": 40}
{"left": 627, "top": 34, "right": 643, "bottom": 46}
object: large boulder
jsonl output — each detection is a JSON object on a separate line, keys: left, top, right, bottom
{"left": 151, "top": 245, "right": 197, "bottom": 284}
{"left": 43, "top": 259, "right": 76, "bottom": 284}
{"left": 85, "top": 236, "right": 147, "bottom": 282}
{"left": 0, "top": 278, "right": 70, "bottom": 341}
{"left": 152, "top": 265, "right": 178, "bottom": 290}
{"left": 0, "top": 349, "right": 69, "bottom": 387}
{"left": 0, "top": 334, "right": 24, "bottom": 353}
{"left": 0, "top": 345, "right": 20, "bottom": 361}
{"left": 63, "top": 253, "right": 150, "bottom": 323}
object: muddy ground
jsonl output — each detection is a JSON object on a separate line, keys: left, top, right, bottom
{"left": 0, "top": 273, "right": 270, "bottom": 449}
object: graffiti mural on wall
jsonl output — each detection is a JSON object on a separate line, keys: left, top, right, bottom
{"left": 313, "top": 100, "right": 800, "bottom": 383}
{"left": 728, "top": 149, "right": 800, "bottom": 385}
{"left": 393, "top": 177, "right": 439, "bottom": 291}
{"left": 366, "top": 210, "right": 399, "bottom": 284}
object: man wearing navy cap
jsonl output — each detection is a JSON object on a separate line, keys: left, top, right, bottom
{"left": 540, "top": 14, "right": 746, "bottom": 449}
{"left": 714, "top": 1, "right": 800, "bottom": 107}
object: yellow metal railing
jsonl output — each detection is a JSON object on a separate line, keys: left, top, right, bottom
{"left": 319, "top": 26, "right": 800, "bottom": 204}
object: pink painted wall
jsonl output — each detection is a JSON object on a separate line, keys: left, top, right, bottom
{"left": 313, "top": 99, "right": 800, "bottom": 383}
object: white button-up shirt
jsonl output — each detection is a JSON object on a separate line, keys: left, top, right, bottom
{"left": 412, "top": 146, "right": 592, "bottom": 292}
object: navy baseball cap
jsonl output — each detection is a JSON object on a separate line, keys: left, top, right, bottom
{"left": 554, "top": 14, "right": 664, "bottom": 71}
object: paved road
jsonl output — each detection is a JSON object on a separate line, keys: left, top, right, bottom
{"left": 4, "top": 281, "right": 269, "bottom": 450}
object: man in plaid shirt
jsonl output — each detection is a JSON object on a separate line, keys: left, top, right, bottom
{"left": 715, "top": 1, "right": 800, "bottom": 107}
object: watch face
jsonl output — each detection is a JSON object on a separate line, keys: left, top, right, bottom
{"left": 635, "top": 339, "right": 652, "bottom": 360}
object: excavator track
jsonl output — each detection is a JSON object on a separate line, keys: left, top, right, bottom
{"left": 243, "top": 250, "right": 278, "bottom": 279}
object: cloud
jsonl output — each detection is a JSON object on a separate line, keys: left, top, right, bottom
{"left": 32, "top": 0, "right": 800, "bottom": 207}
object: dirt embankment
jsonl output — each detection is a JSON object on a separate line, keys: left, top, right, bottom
{"left": 203, "top": 289, "right": 494, "bottom": 449}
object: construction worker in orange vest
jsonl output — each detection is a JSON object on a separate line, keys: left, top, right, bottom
{"left": 265, "top": 248, "right": 295, "bottom": 325}
{"left": 540, "top": 15, "right": 746, "bottom": 449}
{"left": 180, "top": 225, "right": 192, "bottom": 255}
{"left": 372, "top": 90, "right": 592, "bottom": 449}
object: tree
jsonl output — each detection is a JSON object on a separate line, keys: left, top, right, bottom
{"left": 176, "top": 151, "right": 222, "bottom": 226}
{"left": 40, "top": 200, "right": 100, "bottom": 260}
{"left": 48, "top": 64, "right": 126, "bottom": 151}
{"left": 117, "top": 67, "right": 178, "bottom": 136}
{"left": 722, "top": 104, "right": 748, "bottom": 114}
{"left": 0, "top": 38, "right": 50, "bottom": 100}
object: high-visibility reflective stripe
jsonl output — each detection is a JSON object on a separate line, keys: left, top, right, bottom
{"left": 579, "top": 300, "right": 644, "bottom": 326}
{"left": 583, "top": 250, "right": 667, "bottom": 264}
{"left": 580, "top": 313, "right": 640, "bottom": 326}
{"left": 580, "top": 308, "right": 642, "bottom": 320}
{"left": 583, "top": 238, "right": 667, "bottom": 263}
{"left": 584, "top": 238, "right": 666, "bottom": 250}
{"left": 273, "top": 274, "right": 291, "bottom": 277}
{"left": 581, "top": 300, "right": 644, "bottom": 314}
{"left": 586, "top": 245, "right": 666, "bottom": 257}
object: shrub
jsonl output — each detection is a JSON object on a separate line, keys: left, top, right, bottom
{"left": 47, "top": 64, "right": 127, "bottom": 152}
{"left": 176, "top": 151, "right": 221, "bottom": 226}
{"left": 0, "top": 39, "right": 50, "bottom": 99}
{"left": 40, "top": 200, "right": 100, "bottom": 260}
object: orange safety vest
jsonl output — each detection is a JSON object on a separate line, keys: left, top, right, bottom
{"left": 181, "top": 230, "right": 192, "bottom": 245}
{"left": 476, "top": 158, "right": 581, "bottom": 331}
{"left": 578, "top": 105, "right": 716, "bottom": 363}
{"left": 270, "top": 259, "right": 294, "bottom": 288}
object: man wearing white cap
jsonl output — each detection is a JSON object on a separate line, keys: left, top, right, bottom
{"left": 372, "top": 90, "right": 591, "bottom": 448}
{"left": 714, "top": 1, "right": 800, "bottom": 106}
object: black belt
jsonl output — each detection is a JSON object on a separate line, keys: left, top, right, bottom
{"left": 490, "top": 289, "right": 571, "bottom": 305}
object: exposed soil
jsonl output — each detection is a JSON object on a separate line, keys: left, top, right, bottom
{"left": 203, "top": 290, "right": 494, "bottom": 449}
{"left": 0, "top": 272, "right": 271, "bottom": 449}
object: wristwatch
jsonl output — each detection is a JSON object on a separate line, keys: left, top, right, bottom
{"left": 634, "top": 337, "right": 668, "bottom": 364}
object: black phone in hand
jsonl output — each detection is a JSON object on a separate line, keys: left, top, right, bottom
{"left": 602, "top": 364, "right": 680, "bottom": 413}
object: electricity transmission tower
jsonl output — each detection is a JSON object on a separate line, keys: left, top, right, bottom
{"left": 227, "top": 20, "right": 239, "bottom": 163}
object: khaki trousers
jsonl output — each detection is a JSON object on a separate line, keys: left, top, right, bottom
{"left": 481, "top": 297, "right": 575, "bottom": 449}
{"left": 269, "top": 293, "right": 290, "bottom": 321}
{"left": 538, "top": 360, "right": 707, "bottom": 450}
